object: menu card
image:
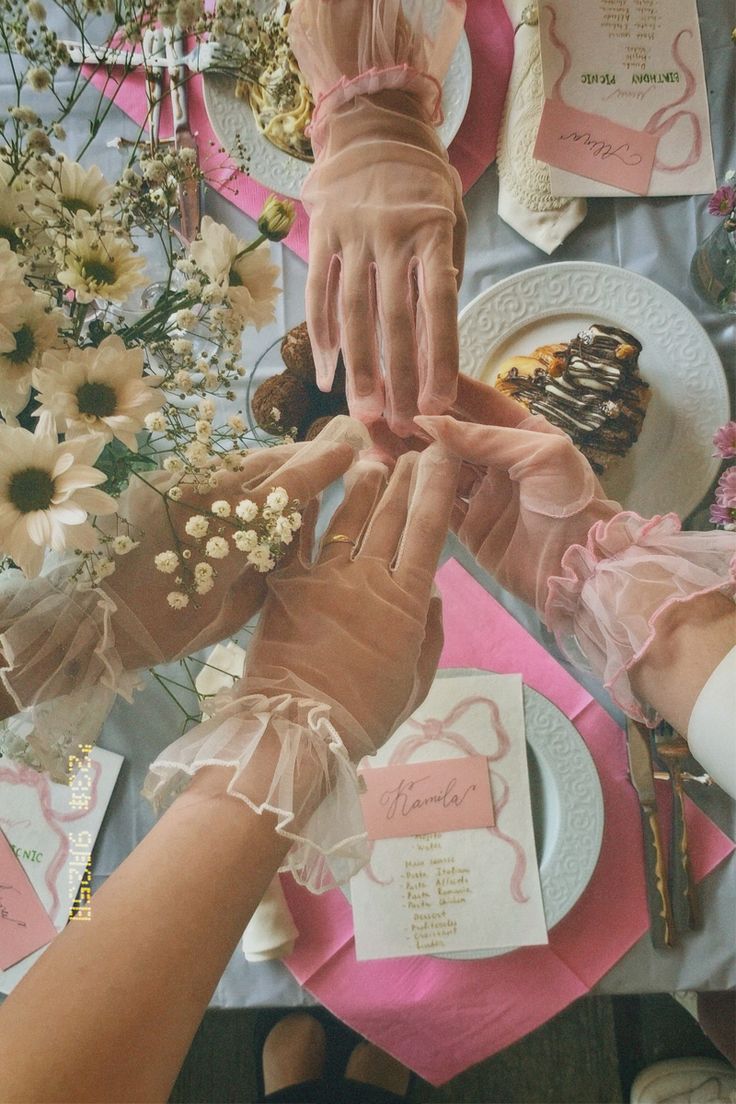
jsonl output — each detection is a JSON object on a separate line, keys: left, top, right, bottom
{"left": 0, "top": 745, "right": 123, "bottom": 993}
{"left": 533, "top": 0, "right": 715, "bottom": 197}
{"left": 0, "top": 830, "right": 57, "bottom": 970}
{"left": 350, "top": 673, "right": 547, "bottom": 961}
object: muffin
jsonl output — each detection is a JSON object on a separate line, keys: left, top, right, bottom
{"left": 251, "top": 371, "right": 316, "bottom": 437}
{"left": 281, "top": 321, "right": 347, "bottom": 395}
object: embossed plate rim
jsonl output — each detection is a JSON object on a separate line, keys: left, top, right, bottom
{"left": 458, "top": 261, "right": 729, "bottom": 520}
{"left": 433, "top": 668, "right": 604, "bottom": 960}
{"left": 203, "top": 4, "right": 472, "bottom": 199}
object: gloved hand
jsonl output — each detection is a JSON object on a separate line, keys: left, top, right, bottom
{"left": 143, "top": 444, "right": 461, "bottom": 890}
{"left": 0, "top": 419, "right": 365, "bottom": 714}
{"left": 417, "top": 413, "right": 736, "bottom": 723}
{"left": 289, "top": 0, "right": 467, "bottom": 436}
{"left": 415, "top": 412, "right": 619, "bottom": 615}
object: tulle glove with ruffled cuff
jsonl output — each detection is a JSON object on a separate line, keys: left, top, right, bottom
{"left": 416, "top": 412, "right": 736, "bottom": 726}
{"left": 142, "top": 672, "right": 374, "bottom": 892}
{"left": 0, "top": 563, "right": 151, "bottom": 713}
{"left": 289, "top": 0, "right": 467, "bottom": 435}
{"left": 143, "top": 445, "right": 460, "bottom": 892}
{"left": 0, "top": 423, "right": 362, "bottom": 717}
{"left": 545, "top": 512, "right": 736, "bottom": 725}
{"left": 289, "top": 0, "right": 466, "bottom": 143}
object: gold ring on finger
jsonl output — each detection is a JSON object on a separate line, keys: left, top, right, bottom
{"left": 323, "top": 533, "right": 357, "bottom": 547}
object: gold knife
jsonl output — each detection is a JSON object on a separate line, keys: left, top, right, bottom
{"left": 626, "top": 718, "right": 675, "bottom": 948}
{"left": 652, "top": 724, "right": 700, "bottom": 934}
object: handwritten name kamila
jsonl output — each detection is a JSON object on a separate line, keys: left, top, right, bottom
{"left": 380, "top": 775, "right": 477, "bottom": 821}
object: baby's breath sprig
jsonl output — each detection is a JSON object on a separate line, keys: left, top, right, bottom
{"left": 155, "top": 485, "right": 302, "bottom": 609}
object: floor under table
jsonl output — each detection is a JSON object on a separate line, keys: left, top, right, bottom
{"left": 168, "top": 993, "right": 727, "bottom": 1104}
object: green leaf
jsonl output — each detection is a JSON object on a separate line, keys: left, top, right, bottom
{"left": 95, "top": 438, "right": 158, "bottom": 497}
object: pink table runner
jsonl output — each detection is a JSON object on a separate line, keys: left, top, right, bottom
{"left": 281, "top": 558, "right": 735, "bottom": 1086}
{"left": 84, "top": 0, "right": 514, "bottom": 261}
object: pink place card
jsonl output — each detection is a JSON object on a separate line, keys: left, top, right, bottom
{"left": 0, "top": 829, "right": 57, "bottom": 971}
{"left": 534, "top": 99, "right": 657, "bottom": 195}
{"left": 535, "top": 0, "right": 715, "bottom": 197}
{"left": 359, "top": 756, "right": 495, "bottom": 841}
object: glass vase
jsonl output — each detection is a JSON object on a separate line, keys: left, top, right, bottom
{"left": 690, "top": 220, "right": 736, "bottom": 314}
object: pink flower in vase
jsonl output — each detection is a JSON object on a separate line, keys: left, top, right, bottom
{"left": 713, "top": 421, "right": 736, "bottom": 459}
{"left": 715, "top": 466, "right": 736, "bottom": 506}
{"left": 710, "top": 501, "right": 736, "bottom": 528}
{"left": 708, "top": 184, "right": 736, "bottom": 217}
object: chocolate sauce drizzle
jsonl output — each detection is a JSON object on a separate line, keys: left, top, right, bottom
{"left": 499, "top": 324, "right": 649, "bottom": 473}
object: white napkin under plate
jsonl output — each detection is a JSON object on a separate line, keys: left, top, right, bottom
{"left": 496, "top": 0, "right": 586, "bottom": 253}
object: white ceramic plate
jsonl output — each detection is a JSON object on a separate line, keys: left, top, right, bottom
{"left": 341, "top": 669, "right": 604, "bottom": 959}
{"left": 459, "top": 262, "right": 729, "bottom": 520}
{"left": 434, "top": 670, "right": 604, "bottom": 960}
{"left": 203, "top": 8, "right": 472, "bottom": 199}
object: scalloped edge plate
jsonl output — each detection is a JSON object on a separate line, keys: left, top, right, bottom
{"left": 459, "top": 262, "right": 729, "bottom": 519}
{"left": 203, "top": 14, "right": 472, "bottom": 199}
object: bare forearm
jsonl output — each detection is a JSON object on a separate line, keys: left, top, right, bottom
{"left": 629, "top": 592, "right": 736, "bottom": 735}
{"left": 0, "top": 766, "right": 291, "bottom": 1104}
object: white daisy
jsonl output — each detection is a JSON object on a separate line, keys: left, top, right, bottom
{"left": 54, "top": 160, "right": 115, "bottom": 221}
{"left": 33, "top": 335, "right": 163, "bottom": 451}
{"left": 0, "top": 176, "right": 34, "bottom": 255}
{"left": 57, "top": 224, "right": 147, "bottom": 304}
{"left": 0, "top": 289, "right": 67, "bottom": 423}
{"left": 0, "top": 414, "right": 116, "bottom": 578}
{"left": 189, "top": 215, "right": 280, "bottom": 330}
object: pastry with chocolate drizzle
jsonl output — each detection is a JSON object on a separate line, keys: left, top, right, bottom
{"left": 495, "top": 323, "right": 650, "bottom": 474}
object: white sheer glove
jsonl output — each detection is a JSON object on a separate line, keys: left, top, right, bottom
{"left": 143, "top": 444, "right": 461, "bottom": 891}
{"left": 0, "top": 419, "right": 366, "bottom": 715}
{"left": 290, "top": 0, "right": 467, "bottom": 435}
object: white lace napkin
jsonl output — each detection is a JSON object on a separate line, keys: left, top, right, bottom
{"left": 496, "top": 0, "right": 586, "bottom": 253}
{"left": 194, "top": 643, "right": 299, "bottom": 960}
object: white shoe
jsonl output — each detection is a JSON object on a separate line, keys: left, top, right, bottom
{"left": 630, "top": 1058, "right": 736, "bottom": 1104}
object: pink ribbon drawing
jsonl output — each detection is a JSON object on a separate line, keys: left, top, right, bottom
{"left": 0, "top": 760, "right": 102, "bottom": 924}
{"left": 362, "top": 695, "right": 529, "bottom": 903}
{"left": 544, "top": 5, "right": 702, "bottom": 176}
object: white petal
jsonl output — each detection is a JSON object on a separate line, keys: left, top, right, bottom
{"left": 26, "top": 510, "right": 52, "bottom": 546}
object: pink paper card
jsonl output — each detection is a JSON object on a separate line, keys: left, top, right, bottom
{"left": 536, "top": 0, "right": 715, "bottom": 197}
{"left": 0, "top": 829, "right": 57, "bottom": 970}
{"left": 359, "top": 757, "right": 494, "bottom": 841}
{"left": 534, "top": 99, "right": 657, "bottom": 195}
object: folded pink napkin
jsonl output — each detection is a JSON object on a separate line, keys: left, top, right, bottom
{"left": 83, "top": 1, "right": 512, "bottom": 261}
{"left": 281, "top": 558, "right": 735, "bottom": 1086}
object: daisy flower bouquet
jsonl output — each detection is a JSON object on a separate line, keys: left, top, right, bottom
{"left": 0, "top": 0, "right": 306, "bottom": 775}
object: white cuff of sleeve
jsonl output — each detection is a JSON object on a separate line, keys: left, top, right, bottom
{"left": 686, "top": 645, "right": 736, "bottom": 801}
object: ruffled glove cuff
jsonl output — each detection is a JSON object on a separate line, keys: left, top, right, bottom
{"left": 545, "top": 512, "right": 736, "bottom": 724}
{"left": 142, "top": 675, "right": 374, "bottom": 893}
{"left": 0, "top": 565, "right": 158, "bottom": 712}
{"left": 289, "top": 0, "right": 466, "bottom": 149}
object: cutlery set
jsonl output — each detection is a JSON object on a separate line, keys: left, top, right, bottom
{"left": 626, "top": 718, "right": 704, "bottom": 948}
{"left": 67, "top": 27, "right": 204, "bottom": 241}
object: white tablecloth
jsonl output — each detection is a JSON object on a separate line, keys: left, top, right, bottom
{"left": 1, "top": 0, "right": 733, "bottom": 1008}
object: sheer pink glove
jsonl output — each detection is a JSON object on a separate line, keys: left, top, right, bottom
{"left": 415, "top": 413, "right": 620, "bottom": 614}
{"left": 289, "top": 0, "right": 467, "bottom": 436}
{"left": 0, "top": 421, "right": 363, "bottom": 714}
{"left": 143, "top": 445, "right": 461, "bottom": 890}
{"left": 417, "top": 413, "right": 736, "bottom": 723}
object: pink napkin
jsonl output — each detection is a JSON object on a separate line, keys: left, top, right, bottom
{"left": 281, "top": 558, "right": 735, "bottom": 1086}
{"left": 83, "top": 1, "right": 513, "bottom": 262}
